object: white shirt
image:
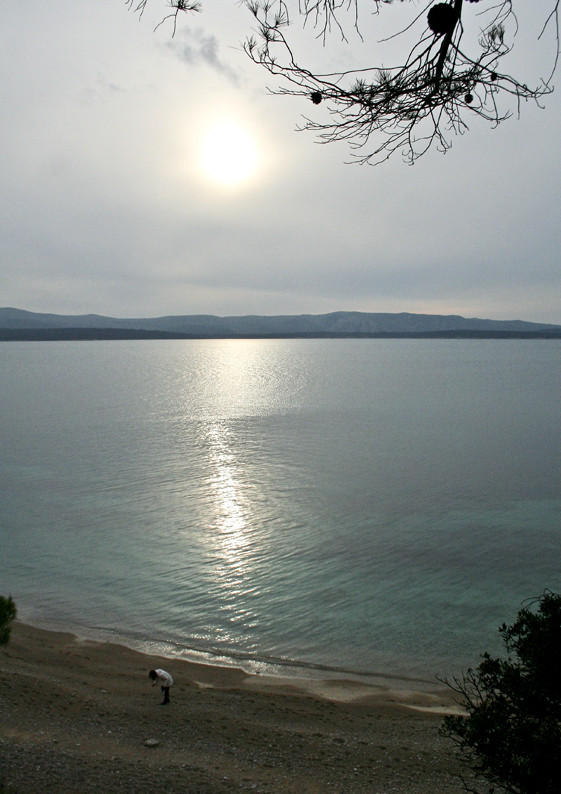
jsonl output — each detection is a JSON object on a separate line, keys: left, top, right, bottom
{"left": 155, "top": 669, "right": 173, "bottom": 687}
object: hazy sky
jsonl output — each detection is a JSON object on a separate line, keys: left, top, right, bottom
{"left": 2, "top": 1, "right": 560, "bottom": 323}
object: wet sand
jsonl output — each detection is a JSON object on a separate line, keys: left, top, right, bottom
{"left": 0, "top": 621, "right": 471, "bottom": 793}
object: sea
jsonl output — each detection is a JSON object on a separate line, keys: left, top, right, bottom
{"left": 1, "top": 338, "right": 560, "bottom": 683}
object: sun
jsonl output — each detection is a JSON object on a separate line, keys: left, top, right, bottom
{"left": 200, "top": 122, "right": 258, "bottom": 187}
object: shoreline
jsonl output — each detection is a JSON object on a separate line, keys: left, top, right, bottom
{"left": 16, "top": 616, "right": 457, "bottom": 707}
{"left": 0, "top": 621, "right": 473, "bottom": 793}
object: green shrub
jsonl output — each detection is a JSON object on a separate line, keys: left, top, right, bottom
{"left": 0, "top": 595, "right": 17, "bottom": 647}
{"left": 441, "top": 591, "right": 561, "bottom": 794}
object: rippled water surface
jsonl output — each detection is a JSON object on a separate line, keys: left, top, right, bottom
{"left": 1, "top": 339, "right": 560, "bottom": 678}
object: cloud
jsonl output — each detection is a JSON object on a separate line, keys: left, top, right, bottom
{"left": 1, "top": 1, "right": 561, "bottom": 324}
{"left": 168, "top": 27, "right": 239, "bottom": 82}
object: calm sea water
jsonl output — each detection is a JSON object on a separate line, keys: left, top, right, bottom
{"left": 1, "top": 339, "right": 560, "bottom": 680}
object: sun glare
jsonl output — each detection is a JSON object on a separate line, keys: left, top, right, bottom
{"left": 200, "top": 122, "right": 258, "bottom": 187}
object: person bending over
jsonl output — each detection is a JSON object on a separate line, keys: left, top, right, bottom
{"left": 148, "top": 668, "right": 173, "bottom": 705}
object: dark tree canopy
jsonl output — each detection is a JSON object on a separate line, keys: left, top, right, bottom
{"left": 441, "top": 591, "right": 561, "bottom": 794}
{"left": 128, "top": 1, "right": 561, "bottom": 164}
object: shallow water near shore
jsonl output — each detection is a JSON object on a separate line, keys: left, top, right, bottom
{"left": 1, "top": 338, "right": 560, "bottom": 679}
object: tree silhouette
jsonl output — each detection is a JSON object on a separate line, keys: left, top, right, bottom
{"left": 0, "top": 595, "right": 16, "bottom": 649}
{"left": 441, "top": 591, "right": 561, "bottom": 794}
{"left": 129, "top": 1, "right": 561, "bottom": 164}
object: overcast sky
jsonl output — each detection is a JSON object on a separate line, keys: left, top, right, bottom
{"left": 2, "top": 1, "right": 560, "bottom": 323}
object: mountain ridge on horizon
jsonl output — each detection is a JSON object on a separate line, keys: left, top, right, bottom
{"left": 1, "top": 307, "right": 561, "bottom": 339}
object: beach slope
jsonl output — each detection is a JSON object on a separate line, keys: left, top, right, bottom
{"left": 0, "top": 622, "right": 469, "bottom": 793}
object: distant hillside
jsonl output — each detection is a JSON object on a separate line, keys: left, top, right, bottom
{"left": 1, "top": 308, "right": 561, "bottom": 340}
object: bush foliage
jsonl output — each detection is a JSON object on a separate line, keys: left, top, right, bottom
{"left": 0, "top": 595, "right": 17, "bottom": 648}
{"left": 441, "top": 591, "right": 561, "bottom": 794}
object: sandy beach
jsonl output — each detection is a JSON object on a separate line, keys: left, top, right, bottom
{"left": 0, "top": 621, "right": 472, "bottom": 793}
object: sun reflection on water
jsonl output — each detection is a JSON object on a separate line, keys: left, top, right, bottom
{"left": 203, "top": 420, "right": 259, "bottom": 633}
{"left": 206, "top": 421, "right": 248, "bottom": 536}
